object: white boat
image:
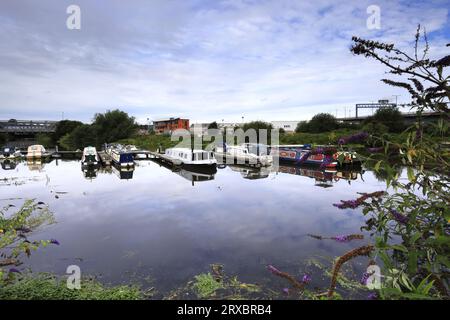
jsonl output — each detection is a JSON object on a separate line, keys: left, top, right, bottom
{"left": 215, "top": 143, "right": 273, "bottom": 167}
{"left": 81, "top": 146, "right": 99, "bottom": 167}
{"left": 0, "top": 146, "right": 22, "bottom": 160}
{"left": 164, "top": 148, "right": 217, "bottom": 167}
{"left": 26, "top": 145, "right": 48, "bottom": 159}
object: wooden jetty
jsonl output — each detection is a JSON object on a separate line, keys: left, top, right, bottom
{"left": 98, "top": 151, "right": 113, "bottom": 166}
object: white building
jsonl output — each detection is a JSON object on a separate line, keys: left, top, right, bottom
{"left": 270, "top": 121, "right": 300, "bottom": 132}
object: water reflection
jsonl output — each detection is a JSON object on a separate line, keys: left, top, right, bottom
{"left": 151, "top": 158, "right": 216, "bottom": 185}
{"left": 224, "top": 165, "right": 271, "bottom": 180}
{"left": 82, "top": 166, "right": 99, "bottom": 180}
{"left": 97, "top": 164, "right": 135, "bottom": 180}
{"left": 1, "top": 159, "right": 18, "bottom": 170}
{"left": 26, "top": 159, "right": 46, "bottom": 171}
{"left": 0, "top": 159, "right": 388, "bottom": 298}
{"left": 275, "top": 164, "right": 364, "bottom": 188}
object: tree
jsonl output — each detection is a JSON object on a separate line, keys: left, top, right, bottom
{"left": 297, "top": 113, "right": 339, "bottom": 133}
{"left": 0, "top": 133, "right": 7, "bottom": 146}
{"left": 36, "top": 134, "right": 53, "bottom": 148}
{"left": 295, "top": 121, "right": 310, "bottom": 133}
{"left": 241, "top": 121, "right": 274, "bottom": 144}
{"left": 207, "top": 121, "right": 218, "bottom": 129}
{"left": 365, "top": 107, "right": 404, "bottom": 132}
{"left": 53, "top": 120, "right": 83, "bottom": 146}
{"left": 59, "top": 124, "right": 98, "bottom": 150}
{"left": 93, "top": 109, "right": 137, "bottom": 144}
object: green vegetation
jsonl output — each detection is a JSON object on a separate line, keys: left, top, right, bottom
{"left": 363, "top": 107, "right": 405, "bottom": 133}
{"left": 0, "top": 273, "right": 142, "bottom": 300}
{"left": 296, "top": 113, "right": 339, "bottom": 133}
{"left": 0, "top": 133, "right": 8, "bottom": 146}
{"left": 52, "top": 120, "right": 84, "bottom": 147}
{"left": 193, "top": 273, "right": 224, "bottom": 298}
{"left": 0, "top": 200, "right": 55, "bottom": 276}
{"left": 57, "top": 109, "right": 138, "bottom": 150}
{"left": 36, "top": 133, "right": 53, "bottom": 148}
{"left": 118, "top": 134, "right": 177, "bottom": 151}
{"left": 208, "top": 121, "right": 218, "bottom": 129}
{"left": 325, "top": 25, "right": 450, "bottom": 300}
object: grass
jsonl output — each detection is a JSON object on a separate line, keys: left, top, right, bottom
{"left": 0, "top": 273, "right": 143, "bottom": 300}
{"left": 193, "top": 273, "right": 224, "bottom": 298}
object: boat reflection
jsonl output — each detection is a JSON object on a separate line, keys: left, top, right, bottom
{"left": 26, "top": 159, "right": 47, "bottom": 171}
{"left": 223, "top": 164, "right": 271, "bottom": 180}
{"left": 151, "top": 158, "right": 216, "bottom": 185}
{"left": 82, "top": 166, "right": 99, "bottom": 180}
{"left": 1, "top": 159, "right": 18, "bottom": 170}
{"left": 96, "top": 163, "right": 135, "bottom": 180}
{"left": 275, "top": 163, "right": 363, "bottom": 187}
{"left": 111, "top": 164, "right": 134, "bottom": 180}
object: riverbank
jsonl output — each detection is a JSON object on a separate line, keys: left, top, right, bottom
{"left": 119, "top": 129, "right": 445, "bottom": 151}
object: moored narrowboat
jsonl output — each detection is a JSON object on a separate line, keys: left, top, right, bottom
{"left": 26, "top": 145, "right": 49, "bottom": 159}
{"left": 165, "top": 148, "right": 217, "bottom": 169}
{"left": 215, "top": 143, "right": 273, "bottom": 167}
{"left": 81, "top": 146, "right": 99, "bottom": 167}
{"left": 0, "top": 146, "right": 22, "bottom": 160}
{"left": 270, "top": 145, "right": 361, "bottom": 167}
{"left": 106, "top": 144, "right": 134, "bottom": 167}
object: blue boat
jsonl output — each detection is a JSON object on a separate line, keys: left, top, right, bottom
{"left": 106, "top": 144, "right": 134, "bottom": 167}
{"left": 270, "top": 144, "right": 338, "bottom": 167}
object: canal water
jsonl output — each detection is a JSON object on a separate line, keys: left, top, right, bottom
{"left": 0, "top": 158, "right": 392, "bottom": 298}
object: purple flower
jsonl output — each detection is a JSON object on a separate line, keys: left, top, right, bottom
{"left": 302, "top": 274, "right": 312, "bottom": 284}
{"left": 331, "top": 235, "right": 349, "bottom": 242}
{"left": 50, "top": 239, "right": 60, "bottom": 245}
{"left": 360, "top": 272, "right": 371, "bottom": 285}
{"left": 390, "top": 209, "right": 409, "bottom": 225}
{"left": 9, "top": 268, "right": 21, "bottom": 274}
{"left": 267, "top": 265, "right": 282, "bottom": 276}
{"left": 367, "top": 147, "right": 383, "bottom": 153}
{"left": 282, "top": 288, "right": 289, "bottom": 294}
{"left": 333, "top": 199, "right": 359, "bottom": 209}
{"left": 338, "top": 132, "right": 369, "bottom": 145}
{"left": 367, "top": 292, "right": 378, "bottom": 300}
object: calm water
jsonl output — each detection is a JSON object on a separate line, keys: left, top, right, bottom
{"left": 0, "top": 158, "right": 391, "bottom": 298}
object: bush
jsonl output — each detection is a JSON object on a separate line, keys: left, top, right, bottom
{"left": 296, "top": 114, "right": 339, "bottom": 133}
{"left": 53, "top": 120, "right": 83, "bottom": 146}
{"left": 368, "top": 107, "right": 405, "bottom": 133}
{"left": 93, "top": 109, "right": 138, "bottom": 144}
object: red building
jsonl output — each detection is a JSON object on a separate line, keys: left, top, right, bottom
{"left": 153, "top": 118, "right": 190, "bottom": 134}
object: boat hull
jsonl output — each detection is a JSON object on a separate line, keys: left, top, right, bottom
{"left": 182, "top": 163, "right": 217, "bottom": 174}
{"left": 109, "top": 150, "right": 134, "bottom": 167}
{"left": 274, "top": 148, "right": 337, "bottom": 167}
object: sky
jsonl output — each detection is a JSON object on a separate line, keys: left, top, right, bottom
{"left": 0, "top": 0, "right": 449, "bottom": 124}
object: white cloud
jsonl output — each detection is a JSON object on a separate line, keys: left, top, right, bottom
{"left": 0, "top": 0, "right": 448, "bottom": 123}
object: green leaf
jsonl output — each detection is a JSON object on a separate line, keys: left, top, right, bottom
{"left": 390, "top": 244, "right": 408, "bottom": 253}
{"left": 408, "top": 251, "right": 418, "bottom": 274}
{"left": 407, "top": 167, "right": 415, "bottom": 183}
{"left": 374, "top": 160, "right": 382, "bottom": 172}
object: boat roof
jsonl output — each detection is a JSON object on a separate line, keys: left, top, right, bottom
{"left": 166, "top": 148, "right": 211, "bottom": 153}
